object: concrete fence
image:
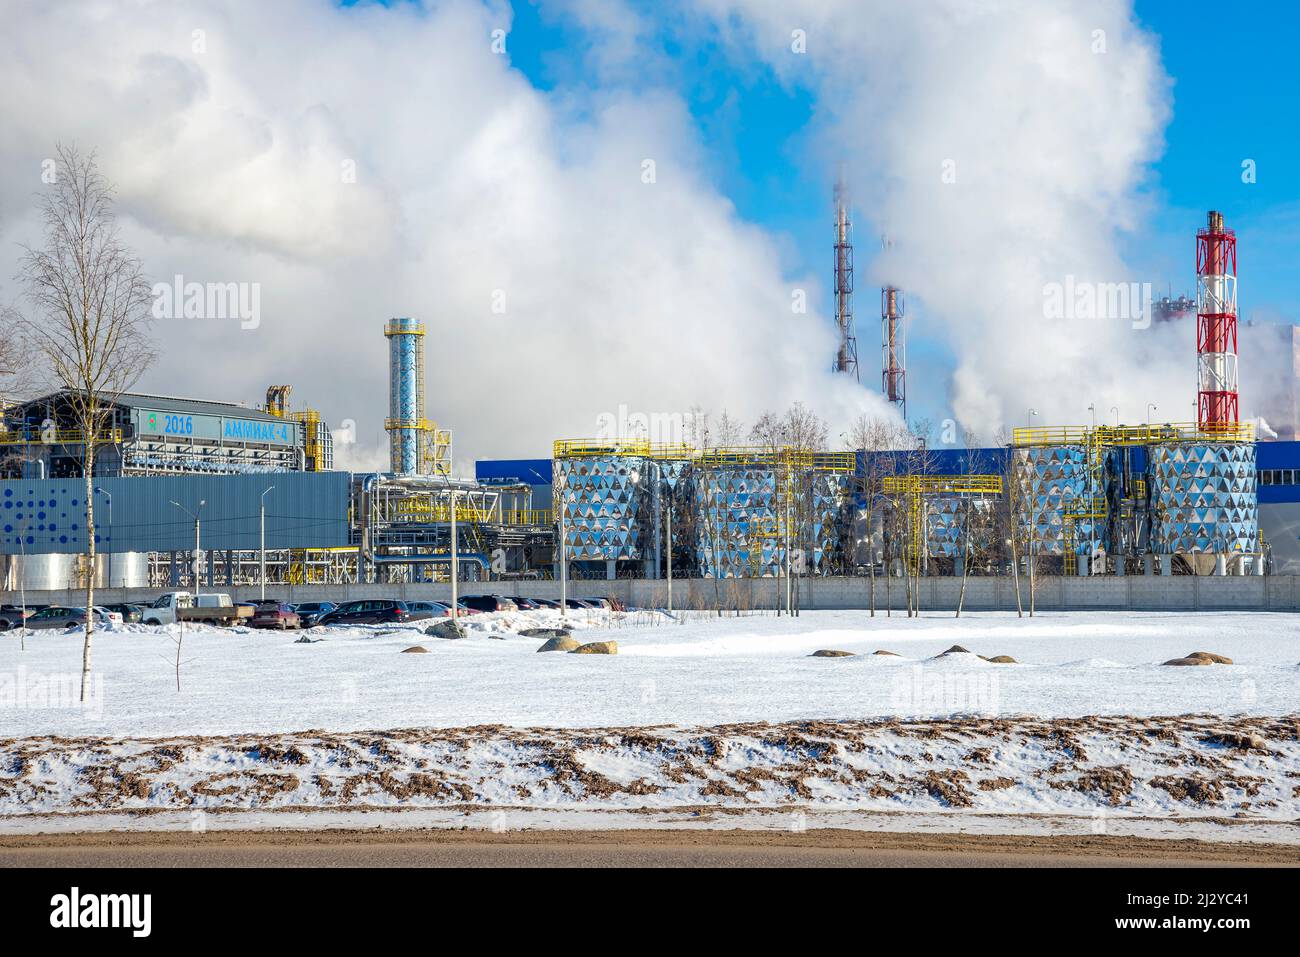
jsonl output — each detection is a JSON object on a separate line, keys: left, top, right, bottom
{"left": 9, "top": 575, "right": 1300, "bottom": 612}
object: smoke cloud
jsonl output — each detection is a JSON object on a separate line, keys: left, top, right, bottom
{"left": 0, "top": 0, "right": 899, "bottom": 473}
{"left": 698, "top": 0, "right": 1208, "bottom": 438}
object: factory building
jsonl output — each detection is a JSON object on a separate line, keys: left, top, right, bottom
{"left": 0, "top": 389, "right": 332, "bottom": 478}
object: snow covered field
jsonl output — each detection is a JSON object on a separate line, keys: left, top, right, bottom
{"left": 2, "top": 609, "right": 1297, "bottom": 839}
{"left": 0, "top": 609, "right": 1296, "bottom": 736}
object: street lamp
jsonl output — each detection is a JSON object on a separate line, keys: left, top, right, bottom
{"left": 94, "top": 487, "right": 112, "bottom": 589}
{"left": 1110, "top": 406, "right": 1119, "bottom": 427}
{"left": 1087, "top": 403, "right": 1095, "bottom": 428}
{"left": 1147, "top": 403, "right": 1157, "bottom": 425}
{"left": 170, "top": 499, "right": 205, "bottom": 588}
{"left": 260, "top": 486, "right": 275, "bottom": 600}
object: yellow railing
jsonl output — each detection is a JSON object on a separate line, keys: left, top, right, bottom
{"left": 553, "top": 438, "right": 651, "bottom": 458}
{"left": 1013, "top": 421, "right": 1255, "bottom": 447}
{"left": 553, "top": 440, "right": 854, "bottom": 471}
{"left": 0, "top": 428, "right": 123, "bottom": 446}
{"left": 390, "top": 500, "right": 552, "bottom": 526}
{"left": 881, "top": 474, "right": 1003, "bottom": 495}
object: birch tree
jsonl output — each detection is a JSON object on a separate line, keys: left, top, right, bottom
{"left": 15, "top": 144, "right": 154, "bottom": 701}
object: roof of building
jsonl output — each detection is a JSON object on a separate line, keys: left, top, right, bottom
{"left": 14, "top": 390, "right": 283, "bottom": 423}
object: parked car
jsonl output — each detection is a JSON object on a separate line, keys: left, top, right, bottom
{"left": 458, "top": 595, "right": 518, "bottom": 613}
{"left": 0, "top": 605, "right": 38, "bottom": 629}
{"left": 25, "top": 606, "right": 116, "bottom": 630}
{"left": 512, "top": 597, "right": 542, "bottom": 610}
{"left": 563, "top": 598, "right": 596, "bottom": 609}
{"left": 101, "top": 603, "right": 143, "bottom": 624}
{"left": 425, "top": 599, "right": 482, "bottom": 616}
{"left": 317, "top": 599, "right": 413, "bottom": 626}
{"left": 530, "top": 598, "right": 560, "bottom": 609}
{"left": 404, "top": 601, "right": 443, "bottom": 621}
{"left": 250, "top": 602, "right": 302, "bottom": 630}
{"left": 587, "top": 596, "right": 625, "bottom": 612}
{"left": 292, "top": 601, "right": 337, "bottom": 627}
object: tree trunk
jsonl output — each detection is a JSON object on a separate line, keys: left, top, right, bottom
{"left": 81, "top": 440, "right": 96, "bottom": 702}
{"left": 956, "top": 500, "right": 970, "bottom": 618}
{"left": 1008, "top": 512, "right": 1019, "bottom": 616}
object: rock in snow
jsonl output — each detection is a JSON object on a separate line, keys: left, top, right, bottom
{"left": 571, "top": 640, "right": 617, "bottom": 655}
{"left": 536, "top": 636, "right": 582, "bottom": 653}
{"left": 811, "top": 649, "right": 855, "bottom": 658}
{"left": 425, "top": 620, "right": 468, "bottom": 640}
{"left": 1187, "top": 651, "right": 1233, "bottom": 664}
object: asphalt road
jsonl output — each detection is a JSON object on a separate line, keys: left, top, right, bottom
{"left": 4, "top": 829, "right": 1294, "bottom": 868}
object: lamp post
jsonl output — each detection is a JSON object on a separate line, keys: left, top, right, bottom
{"left": 260, "top": 486, "right": 275, "bottom": 600}
{"left": 93, "top": 487, "right": 112, "bottom": 589}
{"left": 1110, "top": 405, "right": 1119, "bottom": 427}
{"left": 1026, "top": 409, "right": 1037, "bottom": 614}
{"left": 1087, "top": 403, "right": 1095, "bottom": 429}
{"left": 449, "top": 487, "right": 459, "bottom": 617}
{"left": 170, "top": 499, "right": 205, "bottom": 588}
{"left": 1147, "top": 403, "right": 1157, "bottom": 425}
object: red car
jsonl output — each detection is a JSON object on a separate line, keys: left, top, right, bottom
{"left": 250, "top": 602, "right": 302, "bottom": 630}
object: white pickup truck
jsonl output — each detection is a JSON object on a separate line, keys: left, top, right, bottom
{"left": 142, "top": 592, "right": 251, "bottom": 626}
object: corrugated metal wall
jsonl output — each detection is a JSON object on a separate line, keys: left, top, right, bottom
{"left": 0, "top": 473, "right": 350, "bottom": 554}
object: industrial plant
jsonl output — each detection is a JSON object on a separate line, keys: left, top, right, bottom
{"left": 1, "top": 202, "right": 1295, "bottom": 593}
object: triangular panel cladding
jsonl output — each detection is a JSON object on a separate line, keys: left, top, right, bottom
{"left": 1012, "top": 445, "right": 1108, "bottom": 556}
{"left": 1148, "top": 443, "right": 1257, "bottom": 555}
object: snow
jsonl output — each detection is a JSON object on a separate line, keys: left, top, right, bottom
{"left": 2, "top": 608, "right": 1297, "bottom": 838}
{"left": 1, "top": 609, "right": 1296, "bottom": 738}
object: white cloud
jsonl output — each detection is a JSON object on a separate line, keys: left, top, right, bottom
{"left": 695, "top": 0, "right": 1205, "bottom": 438}
{"left": 0, "top": 0, "right": 898, "bottom": 473}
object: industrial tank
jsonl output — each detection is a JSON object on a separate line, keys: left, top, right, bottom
{"left": 1147, "top": 442, "right": 1257, "bottom": 560}
{"left": 553, "top": 443, "right": 648, "bottom": 562}
{"left": 1012, "top": 444, "right": 1110, "bottom": 560}
{"left": 0, "top": 551, "right": 147, "bottom": 590}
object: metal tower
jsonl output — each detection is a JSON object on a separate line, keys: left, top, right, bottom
{"left": 880, "top": 238, "right": 906, "bottom": 419}
{"left": 384, "top": 317, "right": 452, "bottom": 475}
{"left": 1196, "top": 210, "right": 1239, "bottom": 428}
{"left": 832, "top": 177, "right": 859, "bottom": 381}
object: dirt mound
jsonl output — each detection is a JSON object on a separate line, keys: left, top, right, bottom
{"left": 401, "top": 646, "right": 429, "bottom": 654}
{"left": 983, "top": 655, "right": 1018, "bottom": 664}
{"left": 1150, "top": 774, "right": 1224, "bottom": 804}
{"left": 1074, "top": 766, "right": 1135, "bottom": 806}
{"left": 810, "top": 649, "right": 855, "bottom": 658}
{"left": 935, "top": 645, "right": 971, "bottom": 657}
{"left": 1162, "top": 657, "right": 1213, "bottom": 666}
{"left": 873, "top": 650, "right": 901, "bottom": 657}
{"left": 1201, "top": 732, "right": 1270, "bottom": 753}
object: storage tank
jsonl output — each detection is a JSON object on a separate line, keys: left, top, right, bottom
{"left": 553, "top": 441, "right": 649, "bottom": 563}
{"left": 1148, "top": 442, "right": 1257, "bottom": 566}
{"left": 1012, "top": 443, "right": 1110, "bottom": 562}
{"left": 0, "top": 551, "right": 148, "bottom": 590}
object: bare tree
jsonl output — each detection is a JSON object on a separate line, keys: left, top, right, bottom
{"left": 955, "top": 428, "right": 985, "bottom": 618}
{"left": 845, "top": 414, "right": 910, "bottom": 617}
{"left": 15, "top": 144, "right": 154, "bottom": 701}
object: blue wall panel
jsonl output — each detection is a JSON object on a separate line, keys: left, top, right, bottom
{"left": 0, "top": 473, "right": 350, "bottom": 554}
